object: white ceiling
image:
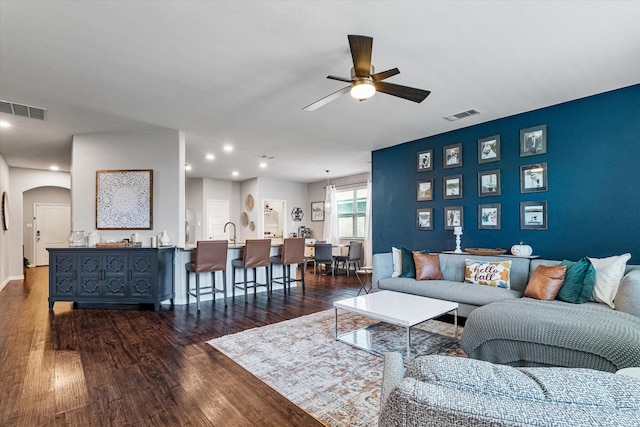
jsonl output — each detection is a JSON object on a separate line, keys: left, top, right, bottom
{"left": 1, "top": 1, "right": 638, "bottom": 183}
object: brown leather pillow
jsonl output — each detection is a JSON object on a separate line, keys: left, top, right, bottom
{"left": 524, "top": 265, "right": 568, "bottom": 300}
{"left": 413, "top": 252, "right": 444, "bottom": 280}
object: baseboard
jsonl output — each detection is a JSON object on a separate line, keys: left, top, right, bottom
{"left": 0, "top": 275, "right": 23, "bottom": 292}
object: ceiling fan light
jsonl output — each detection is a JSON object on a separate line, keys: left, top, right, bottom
{"left": 350, "top": 80, "right": 376, "bottom": 100}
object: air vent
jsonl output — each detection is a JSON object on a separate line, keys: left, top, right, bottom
{"left": 0, "top": 100, "right": 47, "bottom": 120}
{"left": 443, "top": 109, "right": 480, "bottom": 122}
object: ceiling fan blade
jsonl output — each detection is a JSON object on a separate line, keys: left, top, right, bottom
{"left": 371, "top": 68, "right": 400, "bottom": 82}
{"left": 327, "top": 75, "right": 352, "bottom": 83}
{"left": 374, "top": 81, "right": 431, "bottom": 103}
{"left": 302, "top": 86, "right": 351, "bottom": 111}
{"left": 348, "top": 35, "right": 373, "bottom": 78}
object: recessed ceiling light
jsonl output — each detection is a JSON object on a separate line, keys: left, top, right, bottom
{"left": 223, "top": 144, "right": 233, "bottom": 152}
{"left": 259, "top": 162, "right": 267, "bottom": 168}
{"left": 49, "top": 165, "right": 59, "bottom": 171}
{"left": 0, "top": 120, "right": 11, "bottom": 128}
{"left": 185, "top": 164, "right": 192, "bottom": 171}
{"left": 232, "top": 171, "right": 239, "bottom": 177}
{"left": 206, "top": 153, "right": 215, "bottom": 160}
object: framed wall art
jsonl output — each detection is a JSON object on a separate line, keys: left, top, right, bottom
{"left": 443, "top": 143, "right": 462, "bottom": 169}
{"left": 478, "top": 203, "right": 501, "bottom": 230}
{"left": 311, "top": 201, "right": 325, "bottom": 222}
{"left": 478, "top": 135, "right": 501, "bottom": 164}
{"left": 520, "top": 201, "right": 548, "bottom": 230}
{"left": 478, "top": 169, "right": 501, "bottom": 197}
{"left": 417, "top": 149, "right": 434, "bottom": 172}
{"left": 520, "top": 124, "right": 547, "bottom": 157}
{"left": 1, "top": 191, "right": 8, "bottom": 231}
{"left": 417, "top": 179, "right": 434, "bottom": 201}
{"left": 444, "top": 206, "right": 464, "bottom": 230}
{"left": 520, "top": 163, "right": 548, "bottom": 193}
{"left": 96, "top": 170, "right": 153, "bottom": 230}
{"left": 443, "top": 174, "right": 462, "bottom": 200}
{"left": 417, "top": 208, "right": 433, "bottom": 230}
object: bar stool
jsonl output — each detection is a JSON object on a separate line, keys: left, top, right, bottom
{"left": 232, "top": 239, "right": 272, "bottom": 303}
{"left": 186, "top": 240, "right": 228, "bottom": 311}
{"left": 270, "top": 237, "right": 305, "bottom": 295}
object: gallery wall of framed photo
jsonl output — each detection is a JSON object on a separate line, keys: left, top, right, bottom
{"left": 372, "top": 85, "right": 640, "bottom": 262}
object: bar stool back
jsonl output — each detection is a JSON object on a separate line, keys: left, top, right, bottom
{"left": 232, "top": 239, "right": 272, "bottom": 302}
{"left": 186, "top": 240, "right": 228, "bottom": 311}
{"left": 270, "top": 237, "right": 305, "bottom": 294}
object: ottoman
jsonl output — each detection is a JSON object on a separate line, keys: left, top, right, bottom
{"left": 460, "top": 298, "right": 640, "bottom": 372}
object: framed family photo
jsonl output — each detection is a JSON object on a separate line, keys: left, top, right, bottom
{"left": 520, "top": 163, "right": 548, "bottom": 193}
{"left": 444, "top": 206, "right": 464, "bottom": 230}
{"left": 478, "top": 203, "right": 501, "bottom": 230}
{"left": 443, "top": 143, "right": 462, "bottom": 169}
{"left": 417, "top": 179, "right": 434, "bottom": 201}
{"left": 478, "top": 135, "right": 501, "bottom": 164}
{"left": 417, "top": 208, "right": 433, "bottom": 230}
{"left": 417, "top": 149, "right": 434, "bottom": 172}
{"left": 478, "top": 169, "right": 501, "bottom": 197}
{"left": 520, "top": 201, "right": 548, "bottom": 230}
{"left": 311, "top": 201, "right": 325, "bottom": 221}
{"left": 520, "top": 124, "right": 547, "bottom": 157}
{"left": 443, "top": 175, "right": 462, "bottom": 200}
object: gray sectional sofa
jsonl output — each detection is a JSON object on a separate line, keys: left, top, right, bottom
{"left": 378, "top": 352, "right": 640, "bottom": 427}
{"left": 372, "top": 252, "right": 640, "bottom": 371}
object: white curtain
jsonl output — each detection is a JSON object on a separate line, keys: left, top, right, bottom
{"left": 323, "top": 185, "right": 340, "bottom": 245}
{"left": 363, "top": 179, "right": 372, "bottom": 267}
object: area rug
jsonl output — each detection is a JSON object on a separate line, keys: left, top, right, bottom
{"left": 207, "top": 309, "right": 464, "bottom": 427}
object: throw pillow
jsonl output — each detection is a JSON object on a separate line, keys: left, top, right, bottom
{"left": 588, "top": 253, "right": 631, "bottom": 308}
{"left": 464, "top": 259, "right": 512, "bottom": 289}
{"left": 399, "top": 247, "right": 429, "bottom": 278}
{"left": 556, "top": 258, "right": 596, "bottom": 304}
{"left": 413, "top": 253, "right": 444, "bottom": 280}
{"left": 391, "top": 247, "right": 402, "bottom": 277}
{"left": 524, "top": 265, "right": 568, "bottom": 300}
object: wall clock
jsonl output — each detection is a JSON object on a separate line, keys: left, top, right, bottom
{"left": 1, "top": 191, "right": 8, "bottom": 231}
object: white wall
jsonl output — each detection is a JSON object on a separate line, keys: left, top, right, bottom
{"left": 0, "top": 154, "right": 10, "bottom": 290}
{"left": 72, "top": 130, "right": 185, "bottom": 247}
{"left": 5, "top": 167, "right": 71, "bottom": 279}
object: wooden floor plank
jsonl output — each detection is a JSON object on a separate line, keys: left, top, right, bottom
{"left": 1, "top": 265, "right": 364, "bottom": 425}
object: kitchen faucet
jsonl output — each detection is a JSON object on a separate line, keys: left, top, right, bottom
{"left": 224, "top": 221, "right": 237, "bottom": 245}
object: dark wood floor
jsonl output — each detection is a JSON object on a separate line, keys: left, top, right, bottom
{"left": 0, "top": 266, "right": 366, "bottom": 426}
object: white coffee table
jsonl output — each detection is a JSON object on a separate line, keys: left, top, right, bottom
{"left": 334, "top": 290, "right": 458, "bottom": 358}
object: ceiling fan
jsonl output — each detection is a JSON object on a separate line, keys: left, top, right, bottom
{"left": 302, "top": 34, "right": 431, "bottom": 111}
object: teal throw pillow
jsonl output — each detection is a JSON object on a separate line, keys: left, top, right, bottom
{"left": 399, "top": 247, "right": 429, "bottom": 278}
{"left": 556, "top": 258, "right": 596, "bottom": 304}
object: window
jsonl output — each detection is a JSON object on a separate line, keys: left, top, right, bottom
{"left": 337, "top": 188, "right": 367, "bottom": 238}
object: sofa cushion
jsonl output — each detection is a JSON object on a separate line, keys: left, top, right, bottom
{"left": 399, "top": 247, "right": 429, "bottom": 278}
{"left": 414, "top": 253, "right": 444, "bottom": 280}
{"left": 391, "top": 247, "right": 402, "bottom": 277}
{"left": 557, "top": 258, "right": 596, "bottom": 304}
{"left": 464, "top": 259, "right": 512, "bottom": 289}
{"left": 589, "top": 253, "right": 631, "bottom": 308}
{"left": 524, "top": 265, "right": 567, "bottom": 300}
{"left": 440, "top": 254, "right": 531, "bottom": 293}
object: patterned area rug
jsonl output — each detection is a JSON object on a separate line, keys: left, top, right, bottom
{"left": 207, "top": 309, "right": 465, "bottom": 427}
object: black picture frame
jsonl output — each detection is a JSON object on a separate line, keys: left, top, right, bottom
{"left": 478, "top": 169, "right": 501, "bottom": 197}
{"left": 478, "top": 203, "right": 501, "bottom": 230}
{"left": 443, "top": 142, "right": 462, "bottom": 169}
{"left": 311, "top": 201, "right": 324, "bottom": 221}
{"left": 478, "top": 135, "right": 501, "bottom": 164}
{"left": 417, "top": 179, "right": 434, "bottom": 201}
{"left": 417, "top": 208, "right": 433, "bottom": 230}
{"left": 520, "top": 124, "right": 547, "bottom": 157}
{"left": 1, "top": 191, "right": 8, "bottom": 231}
{"left": 443, "top": 174, "right": 462, "bottom": 200}
{"left": 444, "top": 206, "right": 464, "bottom": 230}
{"left": 520, "top": 163, "right": 548, "bottom": 193}
{"left": 417, "top": 149, "right": 434, "bottom": 172}
{"left": 520, "top": 201, "right": 548, "bottom": 230}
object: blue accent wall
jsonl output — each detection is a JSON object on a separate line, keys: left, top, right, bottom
{"left": 372, "top": 85, "right": 640, "bottom": 263}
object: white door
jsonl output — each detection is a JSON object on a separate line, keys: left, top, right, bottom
{"left": 35, "top": 203, "right": 71, "bottom": 266}
{"left": 206, "top": 199, "right": 230, "bottom": 240}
